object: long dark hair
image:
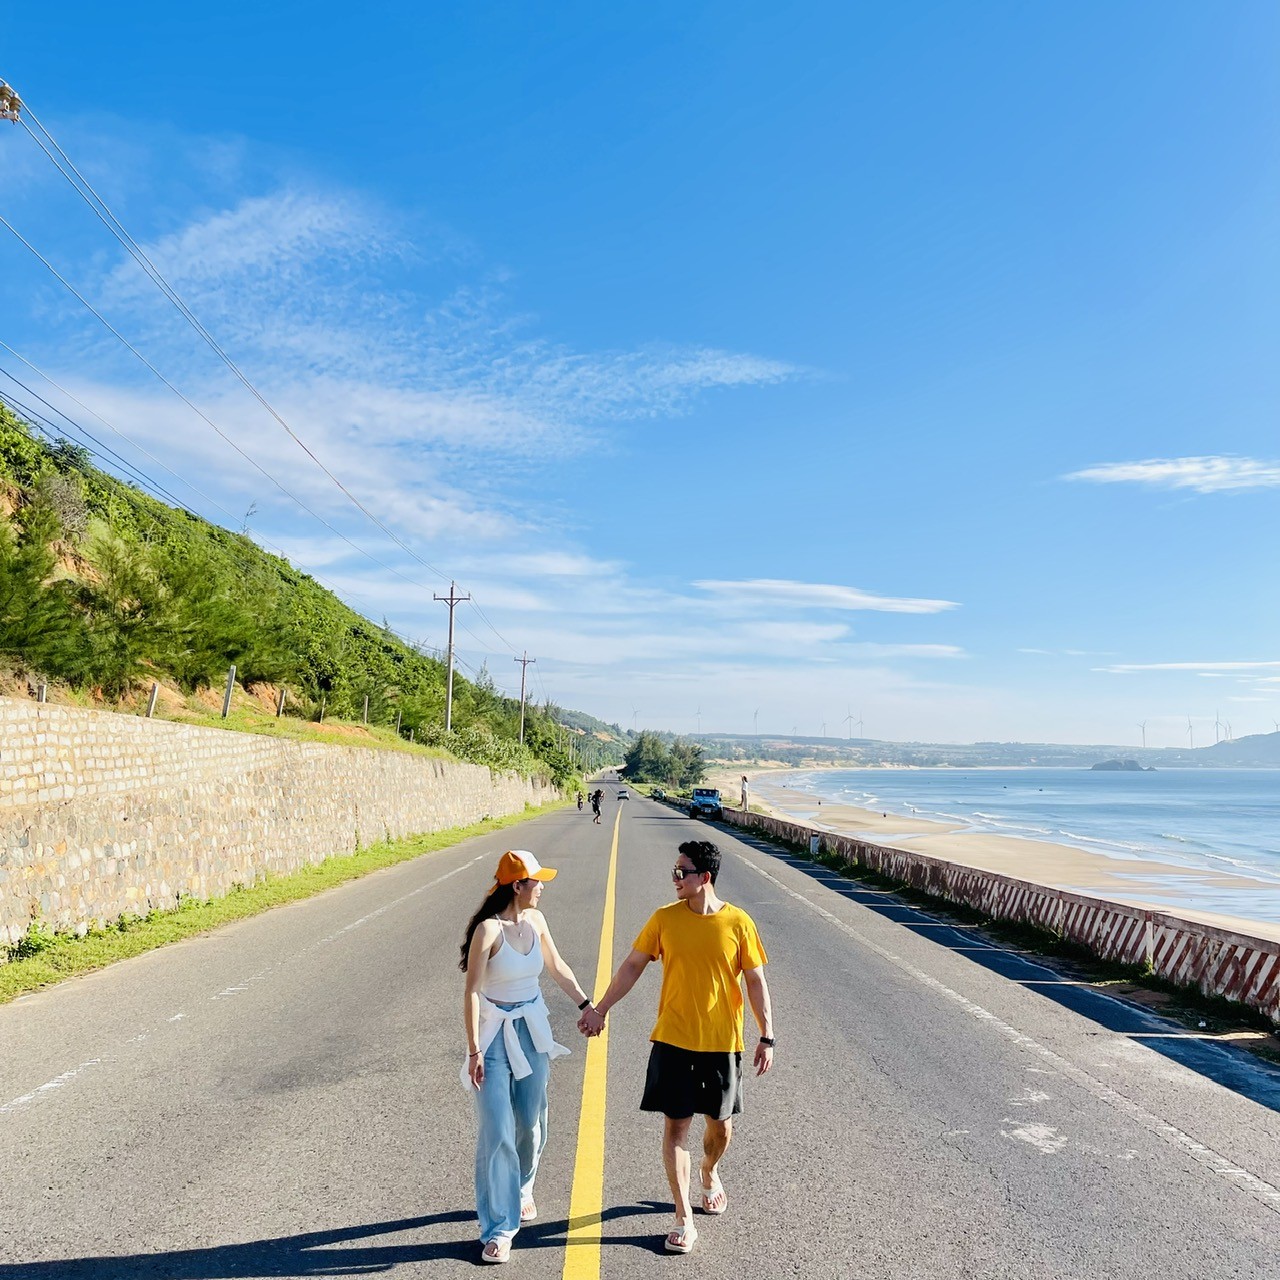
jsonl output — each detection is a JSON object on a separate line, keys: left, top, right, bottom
{"left": 459, "top": 881, "right": 518, "bottom": 971}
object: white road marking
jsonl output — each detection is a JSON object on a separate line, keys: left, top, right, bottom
{"left": 1003, "top": 1121, "right": 1068, "bottom": 1155}
{"left": 0, "top": 1059, "right": 102, "bottom": 1114}
{"left": 736, "top": 850, "right": 1280, "bottom": 1216}
{"left": 1009, "top": 1089, "right": 1052, "bottom": 1106}
{"left": 0, "top": 849, "right": 492, "bottom": 1119}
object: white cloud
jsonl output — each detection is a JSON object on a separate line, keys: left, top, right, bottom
{"left": 1065, "top": 457, "right": 1280, "bottom": 493}
{"left": 693, "top": 578, "right": 958, "bottom": 614}
{"left": 1097, "top": 661, "right": 1280, "bottom": 673}
{"left": 850, "top": 644, "right": 965, "bottom": 659}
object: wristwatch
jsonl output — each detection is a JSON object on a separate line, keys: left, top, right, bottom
{"left": 758, "top": 1036, "right": 775, "bottom": 1047}
{"left": 578, "top": 997, "right": 593, "bottom": 1010}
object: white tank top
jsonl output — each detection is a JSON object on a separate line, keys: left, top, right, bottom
{"left": 482, "top": 925, "right": 544, "bottom": 1003}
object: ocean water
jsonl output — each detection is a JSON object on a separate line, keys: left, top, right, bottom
{"left": 770, "top": 767, "right": 1280, "bottom": 923}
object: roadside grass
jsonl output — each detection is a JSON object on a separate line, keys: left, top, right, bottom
{"left": 165, "top": 702, "right": 449, "bottom": 756}
{"left": 0, "top": 802, "right": 563, "bottom": 1004}
{"left": 759, "top": 831, "right": 1280, "bottom": 1062}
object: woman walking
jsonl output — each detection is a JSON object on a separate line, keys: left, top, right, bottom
{"left": 461, "top": 849, "right": 595, "bottom": 1264}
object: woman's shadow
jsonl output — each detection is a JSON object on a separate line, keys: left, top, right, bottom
{"left": 0, "top": 1202, "right": 672, "bottom": 1277}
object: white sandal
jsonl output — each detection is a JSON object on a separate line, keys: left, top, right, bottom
{"left": 481, "top": 1238, "right": 512, "bottom": 1264}
{"left": 520, "top": 1198, "right": 537, "bottom": 1222}
{"left": 665, "top": 1220, "right": 698, "bottom": 1253}
{"left": 700, "top": 1174, "right": 727, "bottom": 1216}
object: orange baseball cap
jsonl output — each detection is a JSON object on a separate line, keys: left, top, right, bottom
{"left": 488, "top": 849, "right": 557, "bottom": 894}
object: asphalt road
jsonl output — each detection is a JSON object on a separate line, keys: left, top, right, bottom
{"left": 1, "top": 792, "right": 1278, "bottom": 1278}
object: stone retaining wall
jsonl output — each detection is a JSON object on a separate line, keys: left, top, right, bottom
{"left": 0, "top": 697, "right": 555, "bottom": 947}
{"left": 720, "top": 806, "right": 1280, "bottom": 1026}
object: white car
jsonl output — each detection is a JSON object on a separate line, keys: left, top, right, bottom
{"left": 617, "top": 788, "right": 629, "bottom": 800}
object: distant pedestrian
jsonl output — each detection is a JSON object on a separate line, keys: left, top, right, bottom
{"left": 740, "top": 775, "right": 749, "bottom": 811}
{"left": 460, "top": 850, "right": 594, "bottom": 1264}
{"left": 579, "top": 839, "right": 774, "bottom": 1254}
{"left": 576, "top": 790, "right": 584, "bottom": 811}
{"left": 591, "top": 789, "right": 602, "bottom": 824}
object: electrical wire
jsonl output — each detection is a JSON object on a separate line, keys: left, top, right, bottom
{"left": 3, "top": 89, "right": 530, "bottom": 671}
{"left": 0, "top": 211, "right": 461, "bottom": 609}
{"left": 0, "top": 385, "right": 195, "bottom": 515}
{"left": 17, "top": 106, "right": 450, "bottom": 586}
{"left": 12, "top": 97, "right": 524, "bottom": 660}
{"left": 0, "top": 382, "right": 433, "bottom": 640}
{"left": 0, "top": 338, "right": 250, "bottom": 530}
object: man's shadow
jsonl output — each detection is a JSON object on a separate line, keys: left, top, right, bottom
{"left": 0, "top": 1203, "right": 672, "bottom": 1277}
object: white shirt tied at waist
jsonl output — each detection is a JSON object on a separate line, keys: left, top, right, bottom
{"left": 460, "top": 992, "right": 570, "bottom": 1091}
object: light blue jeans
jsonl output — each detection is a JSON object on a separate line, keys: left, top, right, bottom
{"left": 474, "top": 1006, "right": 550, "bottom": 1243}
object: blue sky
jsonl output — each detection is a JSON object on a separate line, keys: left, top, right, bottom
{"left": 2, "top": 3, "right": 1278, "bottom": 746}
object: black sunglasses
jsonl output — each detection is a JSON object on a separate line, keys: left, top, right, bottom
{"left": 671, "top": 865, "right": 702, "bottom": 881}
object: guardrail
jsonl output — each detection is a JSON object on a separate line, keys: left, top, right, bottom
{"left": 719, "top": 806, "right": 1280, "bottom": 1026}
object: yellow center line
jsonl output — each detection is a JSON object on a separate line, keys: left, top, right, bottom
{"left": 561, "top": 802, "right": 623, "bottom": 1280}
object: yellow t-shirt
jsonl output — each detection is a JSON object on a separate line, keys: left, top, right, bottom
{"left": 633, "top": 901, "right": 768, "bottom": 1053}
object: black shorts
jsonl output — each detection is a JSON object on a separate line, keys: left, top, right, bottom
{"left": 640, "top": 1041, "right": 743, "bottom": 1121}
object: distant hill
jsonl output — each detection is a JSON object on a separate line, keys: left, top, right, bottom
{"left": 689, "top": 731, "right": 1280, "bottom": 769}
{"left": 1197, "top": 731, "right": 1280, "bottom": 767}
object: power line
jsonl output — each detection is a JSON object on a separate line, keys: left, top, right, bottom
{"left": 2, "top": 85, "right": 529, "bottom": 662}
{"left": 0, "top": 384, "right": 196, "bottom": 516}
{"left": 0, "top": 381, "right": 438, "bottom": 645}
{"left": 0, "top": 338, "right": 249, "bottom": 530}
{"left": 15, "top": 101, "right": 457, "bottom": 586}
{"left": 0, "top": 211, "right": 463, "bottom": 610}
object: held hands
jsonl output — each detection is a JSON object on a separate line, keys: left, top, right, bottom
{"left": 578, "top": 1005, "right": 606, "bottom": 1037}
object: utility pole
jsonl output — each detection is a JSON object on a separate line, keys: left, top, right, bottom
{"left": 433, "top": 581, "right": 470, "bottom": 733}
{"left": 514, "top": 651, "right": 536, "bottom": 745}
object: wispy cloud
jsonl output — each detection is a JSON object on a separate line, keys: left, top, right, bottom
{"left": 1096, "top": 660, "right": 1280, "bottom": 673}
{"left": 693, "top": 578, "right": 958, "bottom": 614}
{"left": 1019, "top": 647, "right": 1114, "bottom": 657}
{"left": 1065, "top": 457, "right": 1280, "bottom": 493}
{"left": 851, "top": 643, "right": 965, "bottom": 659}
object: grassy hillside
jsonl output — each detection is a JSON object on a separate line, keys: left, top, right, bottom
{"left": 0, "top": 404, "right": 602, "bottom": 784}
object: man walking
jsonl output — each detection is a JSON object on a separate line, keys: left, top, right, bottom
{"left": 578, "top": 839, "right": 773, "bottom": 1253}
{"left": 590, "top": 789, "right": 602, "bottom": 824}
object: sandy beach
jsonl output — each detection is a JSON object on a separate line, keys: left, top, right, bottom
{"left": 700, "top": 765, "right": 1280, "bottom": 944}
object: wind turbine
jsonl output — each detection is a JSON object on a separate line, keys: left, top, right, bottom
{"left": 695, "top": 706, "right": 702, "bottom": 736}
{"left": 821, "top": 719, "right": 827, "bottom": 738}
{"left": 1137, "top": 721, "right": 1147, "bottom": 749}
{"left": 1214, "top": 711, "right": 1223, "bottom": 745}
{"left": 856, "top": 714, "right": 865, "bottom": 739}
{"left": 844, "top": 707, "right": 855, "bottom": 740}
{"left": 1187, "top": 716, "right": 1194, "bottom": 749}
{"left": 1273, "top": 720, "right": 1279, "bottom": 735}
{"left": 753, "top": 708, "right": 759, "bottom": 736}
{"left": 631, "top": 707, "right": 639, "bottom": 732}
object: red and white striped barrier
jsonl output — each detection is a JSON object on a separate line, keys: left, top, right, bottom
{"left": 720, "top": 807, "right": 1280, "bottom": 1026}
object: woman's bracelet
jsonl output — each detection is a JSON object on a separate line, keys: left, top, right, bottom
{"left": 577, "top": 997, "right": 592, "bottom": 1010}
{"left": 468, "top": 1050, "right": 481, "bottom": 1057}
